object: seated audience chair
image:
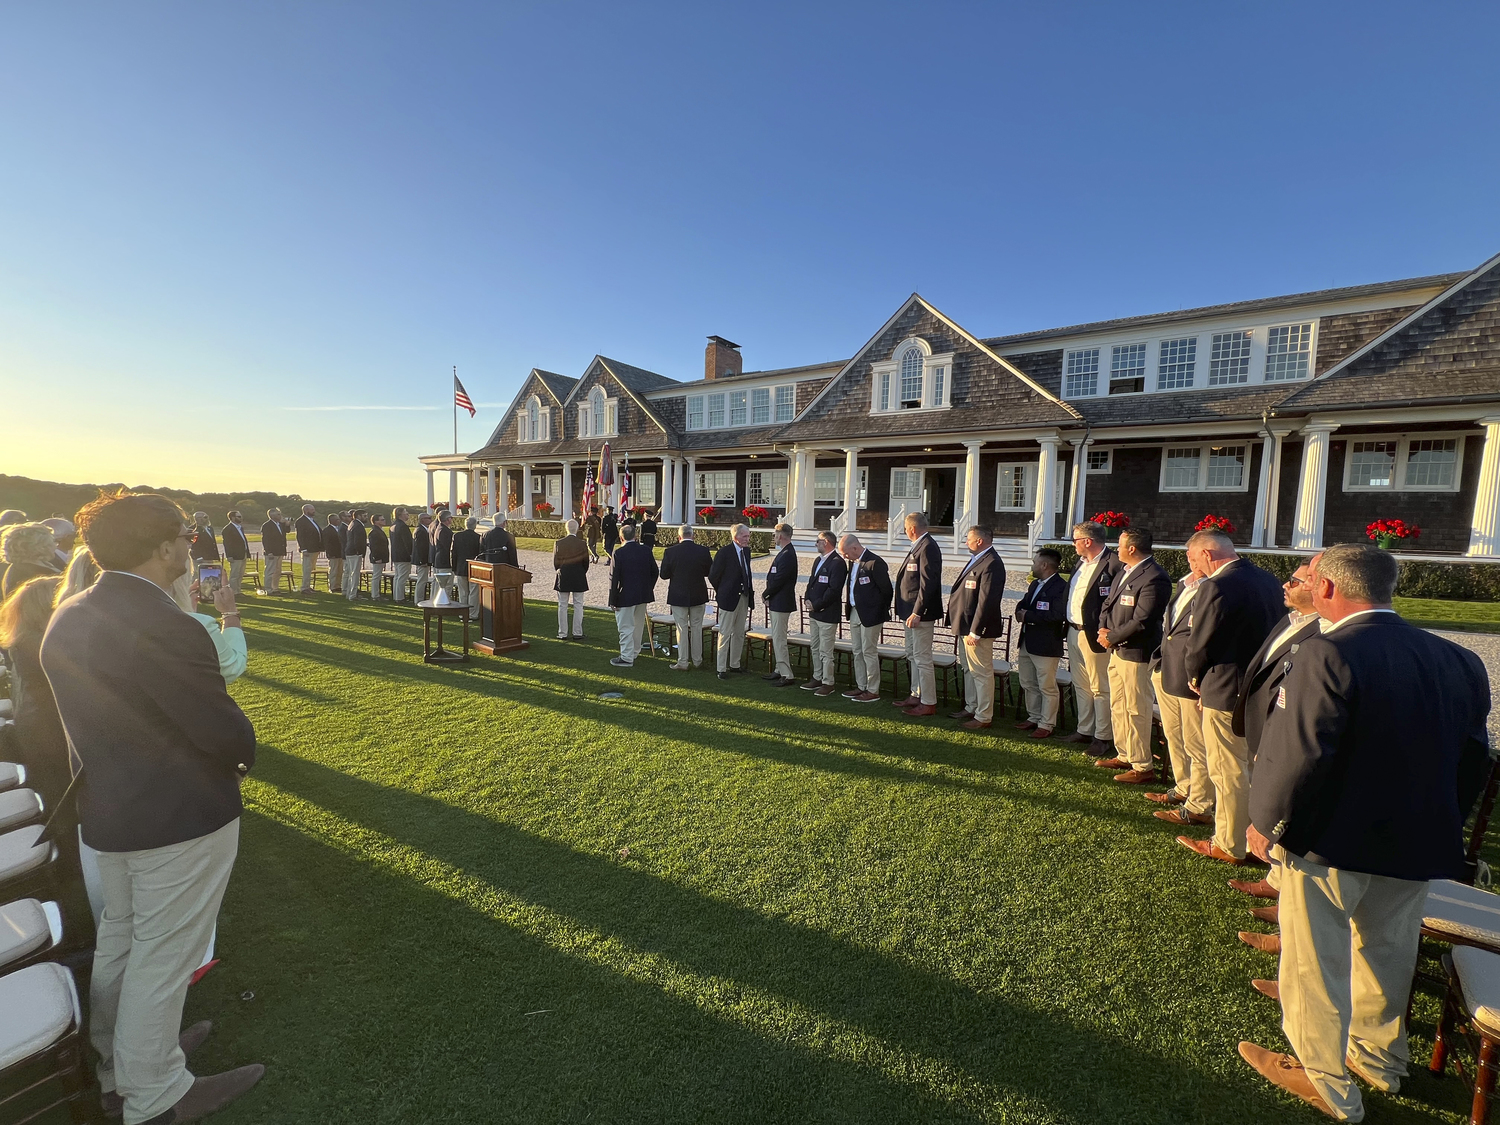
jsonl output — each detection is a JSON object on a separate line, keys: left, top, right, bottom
{"left": 0, "top": 898, "right": 63, "bottom": 974}
{"left": 0, "top": 762, "right": 22, "bottom": 794}
{"left": 0, "top": 789, "right": 42, "bottom": 833}
{"left": 0, "top": 961, "right": 88, "bottom": 1124}
{"left": 1432, "top": 945, "right": 1500, "bottom": 1124}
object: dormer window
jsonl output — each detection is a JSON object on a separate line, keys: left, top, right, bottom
{"left": 519, "top": 395, "right": 550, "bottom": 443}
{"left": 869, "top": 337, "right": 953, "bottom": 414}
{"left": 899, "top": 346, "right": 924, "bottom": 406}
{"left": 577, "top": 387, "right": 616, "bottom": 438}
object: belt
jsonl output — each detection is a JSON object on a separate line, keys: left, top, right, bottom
{"left": 1068, "top": 622, "right": 1084, "bottom": 630}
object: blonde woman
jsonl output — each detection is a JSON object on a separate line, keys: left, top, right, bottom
{"left": 0, "top": 575, "right": 69, "bottom": 803}
{"left": 0, "top": 523, "right": 60, "bottom": 599}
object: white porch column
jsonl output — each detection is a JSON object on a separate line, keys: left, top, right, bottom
{"left": 1251, "top": 432, "right": 1276, "bottom": 549}
{"left": 521, "top": 464, "right": 534, "bottom": 519}
{"left": 667, "top": 457, "right": 680, "bottom": 522}
{"left": 1033, "top": 435, "right": 1059, "bottom": 543}
{"left": 841, "top": 446, "right": 862, "bottom": 535}
{"left": 448, "top": 471, "right": 458, "bottom": 512}
{"left": 425, "top": 470, "right": 435, "bottom": 511}
{"left": 686, "top": 458, "right": 697, "bottom": 524}
{"left": 562, "top": 461, "right": 573, "bottom": 521}
{"left": 484, "top": 465, "right": 496, "bottom": 517}
{"left": 961, "top": 440, "right": 984, "bottom": 533}
{"left": 469, "top": 468, "right": 479, "bottom": 511}
{"left": 1467, "top": 416, "right": 1500, "bottom": 556}
{"left": 785, "top": 450, "right": 803, "bottom": 528}
{"left": 1067, "top": 437, "right": 1090, "bottom": 529}
{"left": 1264, "top": 432, "right": 1290, "bottom": 549}
{"left": 1291, "top": 423, "right": 1339, "bottom": 551}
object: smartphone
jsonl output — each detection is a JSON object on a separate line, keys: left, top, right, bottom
{"left": 198, "top": 565, "right": 223, "bottom": 601}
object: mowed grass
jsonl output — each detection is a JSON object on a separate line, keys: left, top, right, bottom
{"left": 183, "top": 595, "right": 1477, "bottom": 1124}
{"left": 1395, "top": 595, "right": 1500, "bottom": 634}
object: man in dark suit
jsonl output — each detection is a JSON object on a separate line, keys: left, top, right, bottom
{"left": 1063, "top": 521, "right": 1127, "bottom": 755}
{"left": 661, "top": 525, "right": 714, "bottom": 670}
{"left": 946, "top": 526, "right": 1008, "bottom": 729}
{"left": 41, "top": 492, "right": 263, "bottom": 1123}
{"left": 389, "top": 508, "right": 415, "bottom": 603}
{"left": 453, "top": 516, "right": 484, "bottom": 621}
{"left": 1175, "top": 529, "right": 1290, "bottom": 865}
{"left": 294, "top": 503, "right": 322, "bottom": 594}
{"left": 480, "top": 514, "right": 519, "bottom": 569}
{"left": 1238, "top": 544, "right": 1491, "bottom": 1121}
{"left": 189, "top": 511, "right": 219, "bottom": 584}
{"left": 1095, "top": 527, "right": 1171, "bottom": 784}
{"left": 801, "top": 530, "right": 848, "bottom": 696}
{"left": 412, "top": 512, "right": 434, "bottom": 602}
{"left": 838, "top": 532, "right": 892, "bottom": 702}
{"left": 322, "top": 513, "right": 345, "bottom": 594}
{"left": 343, "top": 510, "right": 369, "bottom": 601}
{"left": 1148, "top": 567, "right": 1211, "bottom": 826}
{"left": 432, "top": 511, "right": 455, "bottom": 596}
{"left": 893, "top": 511, "right": 944, "bottom": 716}
{"left": 641, "top": 510, "right": 659, "bottom": 549}
{"left": 762, "top": 523, "right": 799, "bottom": 687}
{"left": 602, "top": 507, "right": 619, "bottom": 558}
{"left": 367, "top": 513, "right": 390, "bottom": 600}
{"left": 1013, "top": 547, "right": 1067, "bottom": 738}
{"left": 259, "top": 507, "right": 288, "bottom": 596}
{"left": 221, "top": 510, "right": 250, "bottom": 593}
{"left": 607, "top": 523, "right": 658, "bottom": 667}
{"left": 709, "top": 524, "right": 756, "bottom": 678}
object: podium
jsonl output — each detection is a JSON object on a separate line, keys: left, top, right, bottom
{"left": 468, "top": 561, "right": 531, "bottom": 655}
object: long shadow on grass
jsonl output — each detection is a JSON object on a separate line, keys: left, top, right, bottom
{"left": 253, "top": 745, "right": 1352, "bottom": 1125}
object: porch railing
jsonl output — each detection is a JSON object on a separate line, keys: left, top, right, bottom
{"left": 885, "top": 504, "right": 908, "bottom": 550}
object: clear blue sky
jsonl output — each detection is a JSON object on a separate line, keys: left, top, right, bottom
{"left": 4, "top": 2, "right": 1498, "bottom": 501}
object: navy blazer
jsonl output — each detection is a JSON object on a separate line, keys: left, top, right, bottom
{"left": 894, "top": 534, "right": 944, "bottom": 621}
{"left": 452, "top": 529, "right": 483, "bottom": 576}
{"left": 432, "top": 524, "right": 454, "bottom": 569}
{"left": 345, "top": 519, "right": 368, "bottom": 558}
{"left": 1251, "top": 614, "right": 1491, "bottom": 881}
{"left": 260, "top": 519, "right": 288, "bottom": 557}
{"left": 1233, "top": 612, "right": 1321, "bottom": 753}
{"left": 390, "top": 521, "right": 414, "bottom": 563}
{"left": 1065, "top": 548, "right": 1126, "bottom": 654}
{"left": 1183, "top": 559, "right": 1286, "bottom": 711}
{"left": 844, "top": 550, "right": 893, "bottom": 627}
{"left": 660, "top": 540, "right": 714, "bottom": 607}
{"left": 368, "top": 525, "right": 390, "bottom": 564}
{"left": 40, "top": 572, "right": 256, "bottom": 852}
{"left": 763, "top": 545, "right": 799, "bottom": 614}
{"left": 608, "top": 540, "right": 658, "bottom": 609}
{"left": 1015, "top": 571, "right": 1066, "bottom": 657}
{"left": 190, "top": 526, "right": 220, "bottom": 561}
{"left": 221, "top": 522, "right": 250, "bottom": 560}
{"left": 412, "top": 525, "right": 432, "bottom": 567}
{"left": 709, "top": 543, "right": 756, "bottom": 611}
{"left": 1099, "top": 556, "right": 1171, "bottom": 663}
{"left": 804, "top": 549, "right": 848, "bottom": 625}
{"left": 479, "top": 526, "right": 518, "bottom": 569}
{"left": 322, "top": 523, "right": 345, "bottom": 558}
{"left": 1154, "top": 579, "right": 1200, "bottom": 699}
{"left": 294, "top": 514, "right": 323, "bottom": 552}
{"left": 946, "top": 549, "right": 1008, "bottom": 640}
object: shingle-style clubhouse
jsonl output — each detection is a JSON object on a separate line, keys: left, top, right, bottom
{"left": 419, "top": 248, "right": 1500, "bottom": 564}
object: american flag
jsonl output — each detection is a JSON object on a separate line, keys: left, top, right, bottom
{"left": 617, "top": 458, "right": 631, "bottom": 517}
{"left": 454, "top": 375, "right": 475, "bottom": 417}
{"left": 581, "top": 459, "right": 596, "bottom": 514}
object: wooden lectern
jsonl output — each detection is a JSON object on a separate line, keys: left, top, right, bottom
{"left": 468, "top": 561, "right": 531, "bottom": 655}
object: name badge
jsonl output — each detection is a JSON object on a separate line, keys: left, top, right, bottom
{"left": 859, "top": 576, "right": 870, "bottom": 585}
{"left": 1276, "top": 685, "right": 1287, "bottom": 709}
{"left": 769, "top": 566, "right": 776, "bottom": 573}
{"left": 1121, "top": 595, "right": 1136, "bottom": 607}
{"left": 1098, "top": 585, "right": 1111, "bottom": 597}
{"left": 965, "top": 579, "right": 977, "bottom": 589}
{"left": 818, "top": 574, "right": 830, "bottom": 583}
{"left": 1036, "top": 601, "right": 1048, "bottom": 610}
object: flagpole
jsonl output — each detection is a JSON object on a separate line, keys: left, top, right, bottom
{"left": 452, "top": 365, "right": 457, "bottom": 455}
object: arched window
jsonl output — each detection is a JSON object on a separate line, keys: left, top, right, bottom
{"left": 591, "top": 388, "right": 605, "bottom": 423}
{"left": 527, "top": 397, "right": 540, "bottom": 441}
{"left": 899, "top": 346, "right": 924, "bottom": 405}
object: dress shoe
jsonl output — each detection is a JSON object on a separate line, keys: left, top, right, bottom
{"left": 1251, "top": 978, "right": 1280, "bottom": 1001}
{"left": 1176, "top": 836, "right": 1245, "bottom": 865}
{"left": 1237, "top": 1043, "right": 1335, "bottom": 1117}
{"left": 557, "top": 634, "right": 568, "bottom": 640}
{"left": 841, "top": 687, "right": 864, "bottom": 698}
{"left": 813, "top": 684, "right": 837, "bottom": 697}
{"left": 1345, "top": 1052, "right": 1395, "bottom": 1092}
{"left": 1030, "top": 727, "right": 1052, "bottom": 739}
{"left": 903, "top": 703, "right": 937, "bottom": 717}
{"left": 609, "top": 656, "right": 634, "bottom": 668}
{"left": 1229, "top": 878, "right": 1279, "bottom": 899}
{"left": 139, "top": 1064, "right": 266, "bottom": 1124}
{"left": 103, "top": 1023, "right": 217, "bottom": 1118}
{"left": 728, "top": 666, "right": 748, "bottom": 675}
{"left": 763, "top": 672, "right": 784, "bottom": 682}
{"left": 718, "top": 671, "right": 729, "bottom": 680}
{"left": 668, "top": 663, "right": 689, "bottom": 671}
{"left": 1239, "top": 931, "right": 1282, "bottom": 954}
{"left": 1144, "top": 790, "right": 1186, "bottom": 805}
{"left": 1093, "top": 757, "right": 1129, "bottom": 769}
{"left": 1153, "top": 807, "right": 1212, "bottom": 825}
{"left": 773, "top": 676, "right": 798, "bottom": 688}
{"left": 853, "top": 691, "right": 880, "bottom": 703}
{"left": 1113, "top": 768, "right": 1156, "bottom": 784}
{"left": 799, "top": 679, "right": 822, "bottom": 690}
{"left": 962, "top": 719, "right": 992, "bottom": 730}
{"left": 949, "top": 709, "right": 974, "bottom": 720}
{"left": 1250, "top": 905, "right": 1279, "bottom": 925}
{"left": 1013, "top": 720, "right": 1038, "bottom": 731}
{"left": 894, "top": 695, "right": 922, "bottom": 709}
{"left": 1086, "top": 738, "right": 1115, "bottom": 756}
{"left": 1062, "top": 731, "right": 1091, "bottom": 744}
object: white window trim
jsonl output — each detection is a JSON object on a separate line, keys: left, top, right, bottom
{"left": 1158, "top": 443, "right": 1253, "bottom": 493}
{"left": 694, "top": 470, "right": 737, "bottom": 506}
{"left": 994, "top": 461, "right": 1037, "bottom": 512}
{"left": 1085, "top": 448, "right": 1113, "bottom": 474}
{"left": 813, "top": 466, "right": 869, "bottom": 508}
{"left": 746, "top": 468, "right": 788, "bottom": 507}
{"left": 869, "top": 337, "right": 955, "bottom": 414}
{"left": 1060, "top": 320, "right": 1320, "bottom": 401}
{"left": 683, "top": 382, "right": 796, "bottom": 431}
{"left": 1340, "top": 431, "right": 1468, "bottom": 493}
{"left": 520, "top": 395, "right": 551, "bottom": 443}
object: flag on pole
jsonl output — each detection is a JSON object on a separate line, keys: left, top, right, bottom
{"left": 454, "top": 376, "right": 476, "bottom": 417}
{"left": 581, "top": 454, "right": 596, "bottom": 514}
{"left": 597, "top": 442, "right": 614, "bottom": 486}
{"left": 617, "top": 456, "right": 631, "bottom": 518}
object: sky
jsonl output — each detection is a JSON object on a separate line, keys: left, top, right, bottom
{"left": 3, "top": 2, "right": 1499, "bottom": 502}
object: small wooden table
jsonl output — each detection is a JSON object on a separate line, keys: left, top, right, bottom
{"left": 417, "top": 600, "right": 471, "bottom": 664}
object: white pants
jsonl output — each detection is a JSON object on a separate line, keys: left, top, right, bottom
{"left": 392, "top": 561, "right": 412, "bottom": 602}
{"left": 343, "top": 555, "right": 363, "bottom": 599}
{"left": 770, "top": 610, "right": 794, "bottom": 679}
{"left": 300, "top": 550, "right": 318, "bottom": 591}
{"left": 1068, "top": 627, "right": 1113, "bottom": 740}
{"left": 1017, "top": 648, "right": 1060, "bottom": 729}
{"left": 615, "top": 603, "right": 647, "bottom": 662}
{"left": 671, "top": 603, "right": 705, "bottom": 667}
{"left": 904, "top": 620, "right": 936, "bottom": 703}
{"left": 326, "top": 556, "right": 343, "bottom": 594}
{"left": 457, "top": 576, "right": 480, "bottom": 619}
{"left": 1106, "top": 654, "right": 1153, "bottom": 771}
{"left": 1204, "top": 706, "right": 1252, "bottom": 859}
{"left": 412, "top": 565, "right": 433, "bottom": 603}
{"left": 262, "top": 555, "right": 283, "bottom": 594}
{"left": 558, "top": 591, "right": 585, "bottom": 637}
{"left": 226, "top": 557, "right": 246, "bottom": 592}
{"left": 1153, "top": 672, "right": 1212, "bottom": 814}
{"left": 959, "top": 635, "right": 995, "bottom": 722}
{"left": 1278, "top": 849, "right": 1428, "bottom": 1120}
{"left": 717, "top": 595, "right": 750, "bottom": 672}
{"left": 370, "top": 561, "right": 387, "bottom": 598}
{"left": 810, "top": 619, "right": 837, "bottom": 684}
{"left": 848, "top": 617, "right": 880, "bottom": 693}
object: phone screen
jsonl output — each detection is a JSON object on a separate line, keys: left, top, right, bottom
{"left": 198, "top": 565, "right": 222, "bottom": 601}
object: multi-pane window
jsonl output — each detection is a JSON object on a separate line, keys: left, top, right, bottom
{"left": 578, "top": 405, "right": 592, "bottom": 437}
{"left": 995, "top": 463, "right": 1036, "bottom": 511}
{"left": 591, "top": 389, "right": 606, "bottom": 430}
{"left": 1207, "top": 445, "right": 1247, "bottom": 489}
{"left": 729, "top": 390, "right": 747, "bottom": 426}
{"left": 686, "top": 395, "right": 704, "bottom": 430}
{"left": 1161, "top": 444, "right": 1248, "bottom": 491}
{"left": 813, "top": 467, "right": 868, "bottom": 507}
{"left": 1346, "top": 436, "right": 1463, "bottom": 491}
{"left": 1110, "top": 343, "right": 1148, "bottom": 394}
{"left": 774, "top": 384, "right": 795, "bottom": 422}
{"left": 1157, "top": 337, "right": 1197, "bottom": 390}
{"left": 1065, "top": 348, "right": 1100, "bottom": 397}
{"left": 899, "top": 347, "right": 924, "bottom": 404}
{"left": 604, "top": 402, "right": 616, "bottom": 435}
{"left": 746, "top": 469, "right": 787, "bottom": 507}
{"left": 707, "top": 393, "right": 725, "bottom": 428}
{"left": 694, "top": 471, "right": 736, "bottom": 505}
{"left": 1209, "top": 331, "right": 1253, "bottom": 386}
{"left": 1348, "top": 441, "right": 1397, "bottom": 488}
{"left": 1405, "top": 438, "right": 1459, "bottom": 488}
{"left": 1265, "top": 323, "right": 1313, "bottom": 382}
{"left": 1086, "top": 448, "right": 1112, "bottom": 473}
{"left": 527, "top": 398, "right": 541, "bottom": 442}
{"left": 634, "top": 473, "right": 657, "bottom": 506}
{"left": 890, "top": 469, "right": 922, "bottom": 501}
{"left": 876, "top": 371, "right": 891, "bottom": 411}
{"left": 931, "top": 365, "right": 946, "bottom": 407}
{"left": 751, "top": 388, "right": 771, "bottom": 425}
{"left": 1163, "top": 447, "right": 1201, "bottom": 489}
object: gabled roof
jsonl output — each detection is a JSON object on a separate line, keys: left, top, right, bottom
{"left": 654, "top": 358, "right": 847, "bottom": 394}
{"left": 596, "top": 357, "right": 680, "bottom": 395}
{"left": 533, "top": 369, "right": 577, "bottom": 404}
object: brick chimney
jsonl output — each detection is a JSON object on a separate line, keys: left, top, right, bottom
{"left": 705, "top": 336, "right": 742, "bottom": 381}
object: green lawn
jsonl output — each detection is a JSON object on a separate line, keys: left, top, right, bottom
{"left": 183, "top": 596, "right": 1477, "bottom": 1124}
{"left": 1395, "top": 596, "right": 1500, "bottom": 633}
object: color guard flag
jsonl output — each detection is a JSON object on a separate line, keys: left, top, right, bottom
{"left": 454, "top": 376, "right": 476, "bottom": 417}
{"left": 582, "top": 458, "right": 596, "bottom": 513}
{"left": 617, "top": 458, "right": 631, "bottom": 517}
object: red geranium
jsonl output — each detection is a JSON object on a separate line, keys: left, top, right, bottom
{"left": 1367, "top": 518, "right": 1420, "bottom": 548}
{"left": 1091, "top": 510, "right": 1130, "bottom": 530}
{"left": 533, "top": 501, "right": 555, "bottom": 519}
{"left": 697, "top": 506, "right": 718, "bottom": 522}
{"left": 1195, "top": 513, "right": 1236, "bottom": 534}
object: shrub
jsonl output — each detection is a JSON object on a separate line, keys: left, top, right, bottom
{"left": 1195, "top": 514, "right": 1236, "bottom": 534}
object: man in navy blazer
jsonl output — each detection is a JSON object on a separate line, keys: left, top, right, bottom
{"left": 1148, "top": 568, "right": 1211, "bottom": 827}
{"left": 800, "top": 530, "right": 848, "bottom": 696}
{"left": 1239, "top": 544, "right": 1491, "bottom": 1121}
{"left": 946, "top": 526, "right": 1007, "bottom": 730}
{"left": 1095, "top": 528, "right": 1171, "bottom": 784}
{"left": 893, "top": 512, "right": 944, "bottom": 716}
{"left": 839, "top": 533, "right": 892, "bottom": 702}
{"left": 258, "top": 507, "right": 288, "bottom": 597}
{"left": 709, "top": 524, "right": 756, "bottom": 679}
{"left": 1013, "top": 547, "right": 1067, "bottom": 738}
{"left": 294, "top": 503, "right": 323, "bottom": 593}
{"left": 411, "top": 512, "right": 434, "bottom": 602}
{"left": 41, "top": 492, "right": 263, "bottom": 1123}
{"left": 343, "top": 510, "right": 369, "bottom": 601}
{"left": 761, "top": 524, "right": 800, "bottom": 687}
{"left": 221, "top": 510, "right": 250, "bottom": 593}
{"left": 1175, "top": 529, "right": 1289, "bottom": 865}
{"left": 389, "top": 508, "right": 415, "bottom": 603}
{"left": 1062, "top": 521, "right": 1127, "bottom": 755}
{"left": 607, "top": 523, "right": 659, "bottom": 667}
{"left": 322, "top": 513, "right": 346, "bottom": 595}
{"left": 1234, "top": 557, "right": 1322, "bottom": 761}
{"left": 367, "top": 513, "right": 390, "bottom": 600}
{"left": 661, "top": 525, "right": 714, "bottom": 670}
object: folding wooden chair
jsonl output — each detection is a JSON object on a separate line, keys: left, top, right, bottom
{"left": 0, "top": 962, "right": 88, "bottom": 1125}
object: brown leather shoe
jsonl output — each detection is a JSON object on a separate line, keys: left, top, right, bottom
{"left": 1013, "top": 720, "right": 1038, "bottom": 730}
{"left": 1251, "top": 905, "right": 1279, "bottom": 925}
{"left": 1239, "top": 931, "right": 1282, "bottom": 954}
{"left": 1176, "top": 836, "right": 1245, "bottom": 865}
{"left": 1144, "top": 790, "right": 1186, "bottom": 805}
{"left": 150, "top": 1064, "right": 266, "bottom": 1123}
{"left": 893, "top": 695, "right": 922, "bottom": 709}
{"left": 813, "top": 684, "right": 837, "bottom": 697}
{"left": 1229, "top": 878, "right": 1279, "bottom": 899}
{"left": 1062, "top": 731, "right": 1091, "bottom": 744}
{"left": 841, "top": 687, "right": 864, "bottom": 698}
{"left": 1237, "top": 1042, "right": 1335, "bottom": 1117}
{"left": 962, "top": 719, "right": 992, "bottom": 730}
{"left": 102, "top": 1022, "right": 217, "bottom": 1119}
{"left": 1251, "top": 978, "right": 1280, "bottom": 1001}
{"left": 903, "top": 703, "right": 937, "bottom": 717}
{"left": 949, "top": 709, "right": 974, "bottom": 720}
{"left": 1113, "top": 768, "right": 1156, "bottom": 784}
{"left": 853, "top": 691, "right": 880, "bottom": 703}
{"left": 1153, "top": 808, "right": 1212, "bottom": 825}
{"left": 1030, "top": 728, "right": 1052, "bottom": 739}
{"left": 1093, "top": 757, "right": 1128, "bottom": 769}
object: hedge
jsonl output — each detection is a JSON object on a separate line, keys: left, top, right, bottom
{"left": 499, "top": 518, "right": 775, "bottom": 554}
{"left": 1040, "top": 542, "right": 1500, "bottom": 601}
{"left": 502, "top": 519, "right": 568, "bottom": 540}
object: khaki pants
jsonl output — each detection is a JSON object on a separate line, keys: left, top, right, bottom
{"left": 810, "top": 619, "right": 837, "bottom": 684}
{"left": 1278, "top": 849, "right": 1428, "bottom": 1120}
{"left": 559, "top": 591, "right": 585, "bottom": 638}
{"left": 848, "top": 617, "right": 880, "bottom": 693}
{"left": 1106, "top": 654, "right": 1153, "bottom": 770}
{"left": 1017, "top": 648, "right": 1060, "bottom": 730}
{"left": 370, "top": 561, "right": 387, "bottom": 598}
{"left": 412, "top": 565, "right": 433, "bottom": 603}
{"left": 91, "top": 819, "right": 240, "bottom": 1124}
{"left": 326, "top": 556, "right": 343, "bottom": 594}
{"left": 1068, "top": 628, "right": 1113, "bottom": 740}
{"left": 904, "top": 620, "right": 936, "bottom": 703}
{"left": 392, "top": 561, "right": 412, "bottom": 602}
{"left": 959, "top": 635, "right": 995, "bottom": 723}
{"left": 299, "top": 550, "right": 318, "bottom": 591}
{"left": 1203, "top": 706, "right": 1252, "bottom": 859}
{"left": 343, "top": 555, "right": 363, "bottom": 599}
{"left": 770, "top": 609, "right": 793, "bottom": 679}
{"left": 262, "top": 555, "right": 283, "bottom": 595}
{"left": 717, "top": 596, "right": 750, "bottom": 672}
{"left": 456, "top": 576, "right": 480, "bottom": 619}
{"left": 615, "top": 603, "right": 647, "bottom": 663}
{"left": 671, "top": 604, "right": 705, "bottom": 666}
{"left": 226, "top": 557, "right": 246, "bottom": 592}
{"left": 1152, "top": 672, "right": 1213, "bottom": 815}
